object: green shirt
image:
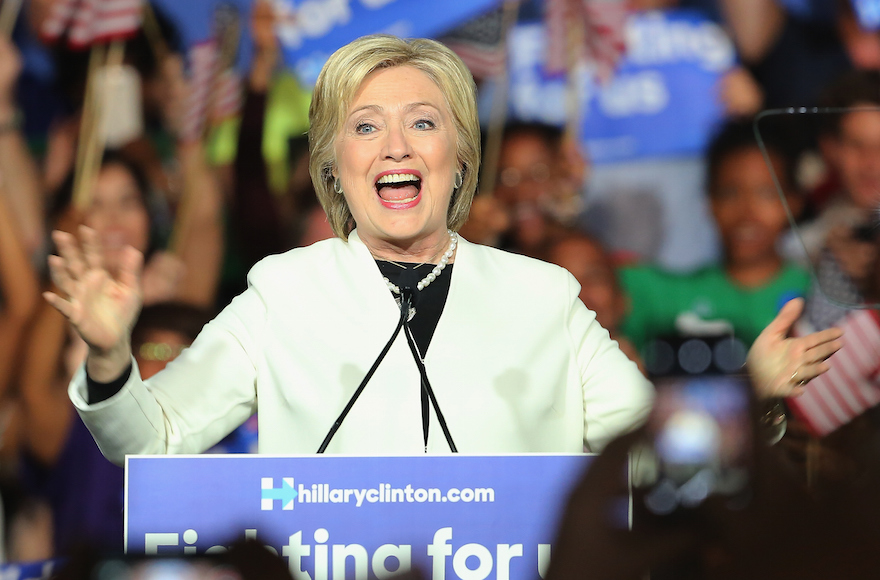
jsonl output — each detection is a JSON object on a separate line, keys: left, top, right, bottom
{"left": 620, "top": 263, "right": 811, "bottom": 350}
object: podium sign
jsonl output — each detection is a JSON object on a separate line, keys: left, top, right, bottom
{"left": 125, "top": 454, "right": 607, "bottom": 580}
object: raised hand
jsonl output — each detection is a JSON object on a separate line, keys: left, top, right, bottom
{"left": 746, "top": 298, "right": 843, "bottom": 399}
{"left": 141, "top": 251, "right": 185, "bottom": 306}
{"left": 43, "top": 226, "right": 143, "bottom": 379}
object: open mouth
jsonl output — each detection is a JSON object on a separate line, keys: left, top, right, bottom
{"left": 730, "top": 223, "right": 766, "bottom": 243}
{"left": 375, "top": 172, "right": 422, "bottom": 207}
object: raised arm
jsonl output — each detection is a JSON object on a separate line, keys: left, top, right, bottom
{"left": 718, "top": 0, "right": 787, "bottom": 64}
{"left": 17, "top": 301, "right": 75, "bottom": 465}
{"left": 158, "top": 51, "right": 225, "bottom": 309}
{"left": 46, "top": 225, "right": 261, "bottom": 465}
{"left": 170, "top": 140, "right": 225, "bottom": 308}
{"left": 0, "top": 184, "right": 39, "bottom": 400}
{"left": 231, "top": 0, "right": 286, "bottom": 267}
{"left": 0, "top": 36, "right": 45, "bottom": 256}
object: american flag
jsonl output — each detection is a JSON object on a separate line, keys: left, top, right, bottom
{"left": 209, "top": 68, "right": 242, "bottom": 122}
{"left": 41, "top": 0, "right": 142, "bottom": 48}
{"left": 180, "top": 40, "right": 242, "bottom": 143}
{"left": 441, "top": 7, "right": 508, "bottom": 80}
{"left": 180, "top": 40, "right": 216, "bottom": 143}
{"left": 787, "top": 309, "right": 880, "bottom": 437}
{"left": 544, "top": 0, "right": 629, "bottom": 82}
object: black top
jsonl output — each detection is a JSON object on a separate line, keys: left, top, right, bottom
{"left": 375, "top": 260, "right": 453, "bottom": 355}
{"left": 375, "top": 259, "right": 454, "bottom": 450}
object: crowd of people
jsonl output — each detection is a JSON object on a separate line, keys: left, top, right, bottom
{"left": 0, "top": 0, "right": 875, "bottom": 572}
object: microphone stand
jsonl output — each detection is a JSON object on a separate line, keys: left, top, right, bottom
{"left": 315, "top": 291, "right": 410, "bottom": 453}
{"left": 401, "top": 287, "right": 457, "bottom": 452}
{"left": 316, "top": 288, "right": 458, "bottom": 454}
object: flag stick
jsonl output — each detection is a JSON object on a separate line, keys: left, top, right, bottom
{"left": 169, "top": 5, "right": 244, "bottom": 254}
{"left": 478, "top": 0, "right": 520, "bottom": 198}
{"left": 72, "top": 44, "right": 105, "bottom": 210}
{"left": 0, "top": 0, "right": 23, "bottom": 36}
{"left": 141, "top": 1, "right": 169, "bottom": 64}
{"left": 73, "top": 40, "right": 126, "bottom": 210}
{"left": 203, "top": 6, "right": 241, "bottom": 140}
{"left": 563, "top": 5, "right": 584, "bottom": 144}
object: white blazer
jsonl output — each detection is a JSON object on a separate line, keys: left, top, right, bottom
{"left": 70, "top": 231, "right": 654, "bottom": 465}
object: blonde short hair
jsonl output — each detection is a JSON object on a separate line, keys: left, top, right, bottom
{"left": 308, "top": 34, "right": 481, "bottom": 240}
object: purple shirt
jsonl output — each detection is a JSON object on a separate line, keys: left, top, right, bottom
{"left": 22, "top": 414, "right": 124, "bottom": 555}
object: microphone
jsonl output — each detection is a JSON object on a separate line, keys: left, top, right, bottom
{"left": 401, "top": 286, "right": 418, "bottom": 310}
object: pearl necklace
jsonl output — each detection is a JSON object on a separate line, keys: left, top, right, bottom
{"left": 383, "top": 230, "right": 458, "bottom": 295}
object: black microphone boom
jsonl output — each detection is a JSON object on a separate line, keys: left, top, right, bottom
{"left": 400, "top": 287, "right": 457, "bottom": 453}
{"left": 316, "top": 293, "right": 410, "bottom": 453}
{"left": 316, "top": 288, "right": 458, "bottom": 454}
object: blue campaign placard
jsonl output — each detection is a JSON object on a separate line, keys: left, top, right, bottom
{"left": 126, "top": 454, "right": 603, "bottom": 580}
{"left": 504, "top": 10, "right": 736, "bottom": 164}
{"left": 274, "top": 0, "right": 501, "bottom": 85}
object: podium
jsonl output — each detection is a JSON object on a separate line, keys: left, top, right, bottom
{"left": 125, "top": 454, "right": 617, "bottom": 580}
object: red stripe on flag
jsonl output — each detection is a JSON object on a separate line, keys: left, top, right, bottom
{"left": 544, "top": 0, "right": 569, "bottom": 74}
{"left": 789, "top": 390, "right": 837, "bottom": 435}
{"left": 180, "top": 40, "right": 217, "bottom": 144}
{"left": 46, "top": 0, "right": 142, "bottom": 47}
{"left": 788, "top": 310, "right": 880, "bottom": 436}
{"left": 828, "top": 348, "right": 871, "bottom": 412}
{"left": 210, "top": 69, "right": 242, "bottom": 121}
{"left": 445, "top": 41, "right": 506, "bottom": 79}
{"left": 41, "top": 0, "right": 80, "bottom": 41}
{"left": 850, "top": 312, "right": 880, "bottom": 370}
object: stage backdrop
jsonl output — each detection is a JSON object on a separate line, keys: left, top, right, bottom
{"left": 126, "top": 454, "right": 610, "bottom": 580}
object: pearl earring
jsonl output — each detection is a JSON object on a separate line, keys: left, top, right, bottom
{"left": 333, "top": 177, "right": 343, "bottom": 194}
{"left": 453, "top": 172, "right": 463, "bottom": 189}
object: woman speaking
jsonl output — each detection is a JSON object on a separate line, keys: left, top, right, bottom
{"left": 45, "top": 35, "right": 838, "bottom": 464}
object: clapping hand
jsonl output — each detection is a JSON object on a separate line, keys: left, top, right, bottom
{"left": 43, "top": 226, "right": 143, "bottom": 380}
{"left": 746, "top": 298, "right": 843, "bottom": 399}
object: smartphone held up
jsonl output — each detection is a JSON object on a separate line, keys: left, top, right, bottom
{"left": 636, "top": 335, "right": 755, "bottom": 516}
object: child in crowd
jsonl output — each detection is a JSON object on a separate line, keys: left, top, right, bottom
{"left": 620, "top": 119, "right": 809, "bottom": 351}
{"left": 131, "top": 304, "right": 261, "bottom": 455}
{"left": 547, "top": 234, "right": 643, "bottom": 372}
{"left": 460, "top": 121, "right": 585, "bottom": 257}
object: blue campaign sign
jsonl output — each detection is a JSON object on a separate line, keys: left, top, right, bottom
{"left": 274, "top": 0, "right": 501, "bottom": 85}
{"left": 126, "top": 454, "right": 604, "bottom": 579}
{"left": 505, "top": 10, "right": 736, "bottom": 164}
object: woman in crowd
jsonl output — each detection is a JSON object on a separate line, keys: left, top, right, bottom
{"left": 15, "top": 148, "right": 223, "bottom": 554}
{"left": 45, "top": 35, "right": 839, "bottom": 464}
